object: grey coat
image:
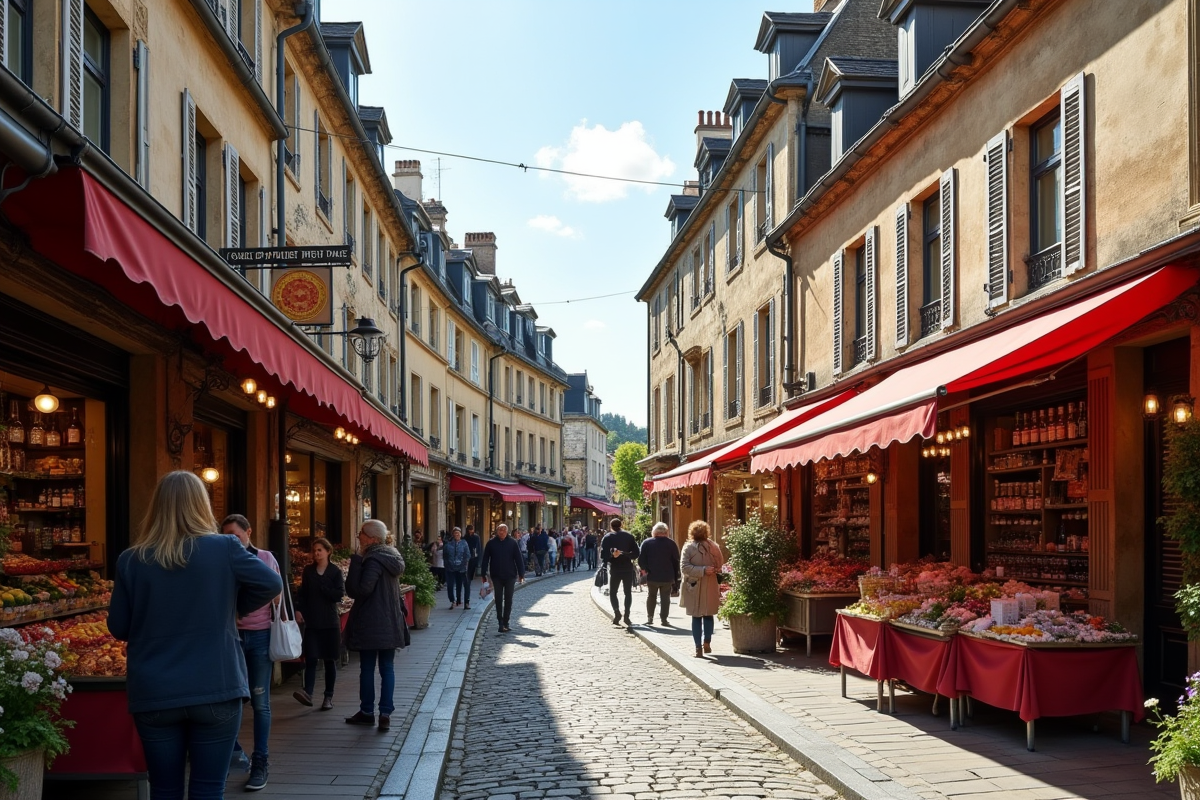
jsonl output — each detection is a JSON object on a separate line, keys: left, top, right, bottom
{"left": 680, "top": 539, "right": 724, "bottom": 617}
{"left": 344, "top": 543, "right": 410, "bottom": 651}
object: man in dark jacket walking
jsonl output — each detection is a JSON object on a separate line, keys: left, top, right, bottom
{"left": 480, "top": 523, "right": 525, "bottom": 632}
{"left": 600, "top": 518, "right": 639, "bottom": 629}
{"left": 464, "top": 524, "right": 482, "bottom": 585}
{"left": 344, "top": 520, "right": 409, "bottom": 731}
{"left": 639, "top": 522, "right": 681, "bottom": 626}
{"left": 531, "top": 524, "right": 549, "bottom": 576}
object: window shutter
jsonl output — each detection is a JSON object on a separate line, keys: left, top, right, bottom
{"left": 894, "top": 204, "right": 909, "bottom": 346}
{"left": 0, "top": 1, "right": 7, "bottom": 64}
{"left": 253, "top": 0, "right": 262, "bottom": 82}
{"left": 181, "top": 89, "right": 197, "bottom": 233}
{"left": 341, "top": 159, "right": 347, "bottom": 234}
{"left": 724, "top": 204, "right": 733, "bottom": 274}
{"left": 764, "top": 142, "right": 774, "bottom": 228}
{"left": 258, "top": 185, "right": 268, "bottom": 291}
{"left": 707, "top": 348, "right": 714, "bottom": 426}
{"left": 1061, "top": 72, "right": 1087, "bottom": 276}
{"left": 737, "top": 189, "right": 745, "bottom": 265}
{"left": 767, "top": 298, "right": 776, "bottom": 404}
{"left": 61, "top": 0, "right": 84, "bottom": 129}
{"left": 735, "top": 321, "right": 744, "bottom": 417}
{"left": 135, "top": 41, "right": 150, "bottom": 189}
{"left": 722, "top": 333, "right": 729, "bottom": 420}
{"left": 708, "top": 221, "right": 716, "bottom": 291}
{"left": 313, "top": 112, "right": 319, "bottom": 203}
{"left": 224, "top": 143, "right": 240, "bottom": 247}
{"left": 985, "top": 131, "right": 1009, "bottom": 307}
{"left": 939, "top": 168, "right": 956, "bottom": 330}
{"left": 752, "top": 310, "right": 760, "bottom": 407}
{"left": 864, "top": 226, "right": 877, "bottom": 362}
{"left": 686, "top": 362, "right": 694, "bottom": 432}
{"left": 292, "top": 75, "right": 302, "bottom": 176}
{"left": 832, "top": 251, "right": 844, "bottom": 376}
{"left": 224, "top": 0, "right": 239, "bottom": 42}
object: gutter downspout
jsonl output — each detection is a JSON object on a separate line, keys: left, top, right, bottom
{"left": 396, "top": 253, "right": 425, "bottom": 422}
{"left": 275, "top": 1, "right": 315, "bottom": 250}
{"left": 487, "top": 349, "right": 507, "bottom": 474}
{"left": 665, "top": 330, "right": 685, "bottom": 461}
{"left": 764, "top": 79, "right": 798, "bottom": 397}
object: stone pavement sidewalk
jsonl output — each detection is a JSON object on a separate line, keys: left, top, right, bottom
{"left": 591, "top": 585, "right": 1172, "bottom": 800}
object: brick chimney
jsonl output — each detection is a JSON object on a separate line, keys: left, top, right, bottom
{"left": 464, "top": 232, "right": 498, "bottom": 276}
{"left": 812, "top": 0, "right": 835, "bottom": 11}
{"left": 682, "top": 180, "right": 700, "bottom": 197}
{"left": 694, "top": 109, "right": 732, "bottom": 150}
{"left": 393, "top": 160, "right": 423, "bottom": 201}
{"left": 422, "top": 199, "right": 448, "bottom": 233}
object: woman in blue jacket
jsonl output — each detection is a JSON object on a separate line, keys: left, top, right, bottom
{"left": 108, "top": 471, "right": 282, "bottom": 800}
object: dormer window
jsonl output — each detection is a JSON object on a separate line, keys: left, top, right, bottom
{"left": 818, "top": 57, "right": 899, "bottom": 165}
{"left": 882, "top": 0, "right": 989, "bottom": 97}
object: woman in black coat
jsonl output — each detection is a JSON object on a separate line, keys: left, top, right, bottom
{"left": 293, "top": 537, "right": 345, "bottom": 710}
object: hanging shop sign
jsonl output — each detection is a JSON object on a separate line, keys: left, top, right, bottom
{"left": 270, "top": 268, "right": 334, "bottom": 326}
{"left": 219, "top": 245, "right": 352, "bottom": 267}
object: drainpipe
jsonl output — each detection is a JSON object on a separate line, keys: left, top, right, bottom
{"left": 275, "top": 1, "right": 315, "bottom": 250}
{"left": 665, "top": 330, "right": 685, "bottom": 461}
{"left": 487, "top": 348, "right": 507, "bottom": 473}
{"left": 396, "top": 248, "right": 426, "bottom": 422}
{"left": 763, "top": 77, "right": 800, "bottom": 397}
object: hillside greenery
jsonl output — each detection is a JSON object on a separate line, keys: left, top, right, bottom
{"left": 601, "top": 413, "right": 647, "bottom": 453}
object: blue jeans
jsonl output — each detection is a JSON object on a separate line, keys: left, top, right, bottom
{"left": 534, "top": 551, "right": 547, "bottom": 575}
{"left": 585, "top": 547, "right": 597, "bottom": 569}
{"left": 447, "top": 570, "right": 469, "bottom": 604}
{"left": 359, "top": 649, "right": 396, "bottom": 716}
{"left": 134, "top": 699, "right": 243, "bottom": 800}
{"left": 691, "top": 615, "right": 715, "bottom": 648}
{"left": 234, "top": 628, "right": 271, "bottom": 759}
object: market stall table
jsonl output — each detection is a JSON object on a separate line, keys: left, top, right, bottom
{"left": 780, "top": 591, "right": 859, "bottom": 657}
{"left": 830, "top": 611, "right": 891, "bottom": 712}
{"left": 886, "top": 622, "right": 961, "bottom": 727}
{"left": 940, "top": 632, "right": 1143, "bottom": 750}
{"left": 46, "top": 677, "right": 147, "bottom": 798}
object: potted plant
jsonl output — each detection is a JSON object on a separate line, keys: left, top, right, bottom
{"left": 717, "top": 515, "right": 796, "bottom": 653}
{"left": 0, "top": 626, "right": 72, "bottom": 800}
{"left": 397, "top": 538, "right": 437, "bottom": 629}
{"left": 1148, "top": 674, "right": 1200, "bottom": 796}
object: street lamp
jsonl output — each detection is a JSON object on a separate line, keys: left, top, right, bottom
{"left": 347, "top": 318, "right": 385, "bottom": 365}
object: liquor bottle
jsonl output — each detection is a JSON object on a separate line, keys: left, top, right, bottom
{"left": 1028, "top": 410, "right": 1038, "bottom": 444}
{"left": 45, "top": 414, "right": 61, "bottom": 448}
{"left": 63, "top": 485, "right": 73, "bottom": 507}
{"left": 37, "top": 487, "right": 46, "bottom": 507}
{"left": 66, "top": 407, "right": 81, "bottom": 445}
{"left": 51, "top": 488, "right": 61, "bottom": 508}
{"left": 1056, "top": 520, "right": 1067, "bottom": 553}
{"left": 6, "top": 401, "right": 23, "bottom": 444}
{"left": 1067, "top": 402, "right": 1078, "bottom": 440}
{"left": 1040, "top": 409, "right": 1050, "bottom": 443}
{"left": 71, "top": 517, "right": 82, "bottom": 543}
{"left": 1019, "top": 412, "right": 1029, "bottom": 446}
{"left": 28, "top": 412, "right": 44, "bottom": 446}
{"left": 1056, "top": 406, "right": 1066, "bottom": 441}
{"left": 1078, "top": 401, "right": 1088, "bottom": 438}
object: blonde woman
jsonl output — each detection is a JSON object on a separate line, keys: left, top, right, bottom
{"left": 108, "top": 471, "right": 283, "bottom": 800}
{"left": 679, "top": 520, "right": 724, "bottom": 658}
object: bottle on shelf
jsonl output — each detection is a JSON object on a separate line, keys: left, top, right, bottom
{"left": 66, "top": 407, "right": 81, "bottom": 445}
{"left": 1056, "top": 406, "right": 1066, "bottom": 441}
{"left": 6, "top": 400, "right": 24, "bottom": 444}
{"left": 45, "top": 414, "right": 61, "bottom": 448}
{"left": 1067, "top": 402, "right": 1078, "bottom": 440}
{"left": 1056, "top": 520, "right": 1067, "bottom": 553}
{"left": 27, "top": 412, "right": 44, "bottom": 447}
{"left": 1079, "top": 401, "right": 1088, "bottom": 438}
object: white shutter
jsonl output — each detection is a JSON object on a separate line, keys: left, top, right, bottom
{"left": 707, "top": 348, "right": 714, "bottom": 427}
{"left": 767, "top": 297, "right": 776, "bottom": 405}
{"left": 939, "top": 168, "right": 957, "bottom": 331}
{"left": 735, "top": 321, "right": 744, "bottom": 418}
{"left": 832, "top": 252, "right": 844, "bottom": 376}
{"left": 764, "top": 142, "right": 774, "bottom": 229}
{"left": 447, "top": 320, "right": 456, "bottom": 366}
{"left": 135, "top": 41, "right": 150, "bottom": 189}
{"left": 224, "top": 0, "right": 239, "bottom": 42}
{"left": 62, "top": 0, "right": 84, "bottom": 128}
{"left": 752, "top": 310, "right": 760, "bottom": 407}
{"left": 864, "top": 226, "right": 877, "bottom": 362}
{"left": 1061, "top": 72, "right": 1087, "bottom": 276}
{"left": 224, "top": 143, "right": 240, "bottom": 247}
{"left": 985, "top": 132, "right": 1009, "bottom": 307}
{"left": 894, "top": 204, "right": 909, "bottom": 347}
{"left": 708, "top": 221, "right": 716, "bottom": 291}
{"left": 181, "top": 89, "right": 198, "bottom": 233}
{"left": 736, "top": 189, "right": 745, "bottom": 265}
{"left": 724, "top": 203, "right": 733, "bottom": 274}
{"left": 253, "top": 0, "right": 262, "bottom": 83}
{"left": 722, "top": 332, "right": 729, "bottom": 420}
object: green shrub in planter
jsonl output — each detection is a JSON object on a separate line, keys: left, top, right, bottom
{"left": 397, "top": 538, "right": 438, "bottom": 609}
{"left": 717, "top": 515, "right": 797, "bottom": 623}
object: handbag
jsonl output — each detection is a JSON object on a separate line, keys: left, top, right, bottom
{"left": 268, "top": 582, "right": 303, "bottom": 662}
{"left": 594, "top": 564, "right": 608, "bottom": 588}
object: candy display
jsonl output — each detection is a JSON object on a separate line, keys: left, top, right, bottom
{"left": 965, "top": 609, "right": 1137, "bottom": 644}
{"left": 780, "top": 553, "right": 871, "bottom": 594}
{"left": 2, "top": 552, "right": 102, "bottom": 575}
{"left": 37, "top": 610, "right": 127, "bottom": 677}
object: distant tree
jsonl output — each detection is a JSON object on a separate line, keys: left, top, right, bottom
{"left": 600, "top": 413, "right": 648, "bottom": 453}
{"left": 612, "top": 441, "right": 648, "bottom": 510}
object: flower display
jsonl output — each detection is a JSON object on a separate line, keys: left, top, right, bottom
{"left": 1147, "top": 672, "right": 1200, "bottom": 783}
{"left": 779, "top": 553, "right": 871, "bottom": 594}
{"left": 968, "top": 609, "right": 1136, "bottom": 643}
{"left": 1, "top": 623, "right": 72, "bottom": 791}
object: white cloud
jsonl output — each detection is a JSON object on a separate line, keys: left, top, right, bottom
{"left": 527, "top": 214, "right": 582, "bottom": 239}
{"left": 583, "top": 319, "right": 606, "bottom": 330}
{"left": 535, "top": 120, "right": 675, "bottom": 203}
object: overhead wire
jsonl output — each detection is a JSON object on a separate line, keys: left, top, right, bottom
{"left": 528, "top": 290, "right": 637, "bottom": 305}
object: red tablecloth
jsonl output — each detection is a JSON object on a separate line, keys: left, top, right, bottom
{"left": 937, "top": 634, "right": 1145, "bottom": 723}
{"left": 829, "top": 613, "right": 889, "bottom": 680}
{"left": 885, "top": 626, "right": 957, "bottom": 697}
{"left": 50, "top": 683, "right": 146, "bottom": 775}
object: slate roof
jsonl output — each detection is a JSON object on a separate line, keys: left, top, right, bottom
{"left": 755, "top": 11, "right": 834, "bottom": 52}
{"left": 725, "top": 79, "right": 769, "bottom": 117}
{"left": 358, "top": 106, "right": 384, "bottom": 121}
{"left": 319, "top": 22, "right": 362, "bottom": 38}
{"left": 826, "top": 56, "right": 899, "bottom": 78}
{"left": 664, "top": 194, "right": 700, "bottom": 219}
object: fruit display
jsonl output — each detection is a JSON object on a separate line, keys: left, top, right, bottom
{"left": 2, "top": 552, "right": 102, "bottom": 575}
{"left": 36, "top": 610, "right": 127, "bottom": 677}
{"left": 0, "top": 570, "right": 111, "bottom": 625}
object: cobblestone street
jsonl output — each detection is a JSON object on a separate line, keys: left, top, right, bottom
{"left": 442, "top": 574, "right": 838, "bottom": 800}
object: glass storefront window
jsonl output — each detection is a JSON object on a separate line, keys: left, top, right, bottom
{"left": 286, "top": 450, "right": 339, "bottom": 544}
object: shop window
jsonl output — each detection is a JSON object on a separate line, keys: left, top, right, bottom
{"left": 315, "top": 115, "right": 331, "bottom": 218}
{"left": 6, "top": 0, "right": 33, "bottom": 85}
{"left": 81, "top": 7, "right": 109, "bottom": 153}
{"left": 1028, "top": 110, "right": 1062, "bottom": 291}
{"left": 920, "top": 193, "right": 942, "bottom": 338}
{"left": 410, "top": 374, "right": 423, "bottom": 435}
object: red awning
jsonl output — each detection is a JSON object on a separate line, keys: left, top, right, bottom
{"left": 646, "top": 390, "right": 858, "bottom": 493}
{"left": 449, "top": 475, "right": 545, "bottom": 503}
{"left": 751, "top": 264, "right": 1198, "bottom": 472}
{"left": 569, "top": 496, "right": 622, "bottom": 516}
{"left": 8, "top": 168, "right": 427, "bottom": 465}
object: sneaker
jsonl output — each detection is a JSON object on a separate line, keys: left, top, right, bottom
{"left": 612, "top": 613, "right": 621, "bottom": 626}
{"left": 463, "top": 603, "right": 470, "bottom": 610}
{"left": 378, "top": 715, "right": 391, "bottom": 731}
{"left": 246, "top": 754, "right": 268, "bottom": 791}
{"left": 345, "top": 711, "right": 375, "bottom": 726}
{"left": 230, "top": 749, "right": 250, "bottom": 772}
{"left": 320, "top": 696, "right": 334, "bottom": 711}
{"left": 292, "top": 689, "right": 313, "bottom": 707}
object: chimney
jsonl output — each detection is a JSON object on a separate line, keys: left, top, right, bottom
{"left": 812, "top": 0, "right": 834, "bottom": 10}
{"left": 683, "top": 180, "right": 700, "bottom": 197}
{"left": 422, "top": 199, "right": 448, "bottom": 233}
{"left": 464, "top": 232, "right": 498, "bottom": 276}
{"left": 694, "top": 109, "right": 732, "bottom": 150}
{"left": 393, "top": 160, "right": 423, "bottom": 201}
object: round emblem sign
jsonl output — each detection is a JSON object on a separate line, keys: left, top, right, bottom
{"left": 272, "top": 270, "right": 328, "bottom": 323}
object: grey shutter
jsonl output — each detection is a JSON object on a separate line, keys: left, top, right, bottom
{"left": 939, "top": 168, "right": 957, "bottom": 331}
{"left": 722, "top": 332, "right": 729, "bottom": 420}
{"left": 341, "top": 159, "right": 347, "bottom": 236}
{"left": 735, "top": 321, "right": 744, "bottom": 417}
{"left": 224, "top": 143, "right": 240, "bottom": 247}
{"left": 750, "top": 168, "right": 758, "bottom": 240}
{"left": 258, "top": 185, "right": 268, "bottom": 291}
{"left": 181, "top": 89, "right": 197, "bottom": 232}
{"left": 1061, "top": 72, "right": 1086, "bottom": 276}
{"left": 895, "top": 204, "right": 909, "bottom": 347}
{"left": 985, "top": 131, "right": 1009, "bottom": 307}
{"left": 313, "top": 112, "right": 320, "bottom": 203}
{"left": 736, "top": 189, "right": 744, "bottom": 265}
{"left": 292, "top": 74, "right": 302, "bottom": 176}
{"left": 767, "top": 298, "right": 776, "bottom": 404}
{"left": 224, "top": 0, "right": 239, "bottom": 41}
{"left": 832, "top": 252, "right": 844, "bottom": 376}
{"left": 253, "top": 0, "right": 262, "bottom": 82}
{"left": 707, "top": 348, "right": 714, "bottom": 427}
{"left": 764, "top": 142, "right": 774, "bottom": 229}
{"left": 135, "top": 41, "right": 150, "bottom": 189}
{"left": 724, "top": 203, "right": 733, "bottom": 274}
{"left": 62, "top": 0, "right": 84, "bottom": 128}
{"left": 686, "top": 362, "right": 694, "bottom": 433}
{"left": 0, "top": 0, "right": 7, "bottom": 64}
{"left": 752, "top": 311, "right": 760, "bottom": 407}
{"left": 708, "top": 222, "right": 716, "bottom": 291}
{"left": 864, "top": 226, "right": 877, "bottom": 362}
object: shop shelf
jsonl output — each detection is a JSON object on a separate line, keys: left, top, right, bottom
{"left": 10, "top": 507, "right": 85, "bottom": 514}
{"left": 1020, "top": 578, "right": 1089, "bottom": 588}
{"left": 986, "top": 548, "right": 1089, "bottom": 557}
{"left": 987, "top": 464, "right": 1049, "bottom": 474}
{"left": 0, "top": 600, "right": 109, "bottom": 629}
{"left": 1044, "top": 504, "right": 1088, "bottom": 511}
{"left": 0, "top": 471, "right": 85, "bottom": 480}
{"left": 991, "top": 437, "right": 1088, "bottom": 456}
{"left": 988, "top": 508, "right": 1045, "bottom": 515}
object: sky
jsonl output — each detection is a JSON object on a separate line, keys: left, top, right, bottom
{"left": 330, "top": 0, "right": 814, "bottom": 426}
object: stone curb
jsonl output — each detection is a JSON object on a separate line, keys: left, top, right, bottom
{"left": 378, "top": 571, "right": 559, "bottom": 800}
{"left": 588, "top": 587, "right": 924, "bottom": 800}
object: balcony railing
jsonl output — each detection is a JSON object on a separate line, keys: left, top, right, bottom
{"left": 412, "top": 427, "right": 423, "bottom": 438}
{"left": 411, "top": 319, "right": 420, "bottom": 336}
{"left": 852, "top": 336, "right": 868, "bottom": 366}
{"left": 758, "top": 385, "right": 773, "bottom": 408}
{"left": 690, "top": 417, "right": 700, "bottom": 435}
{"left": 376, "top": 279, "right": 385, "bottom": 301}
{"left": 457, "top": 452, "right": 467, "bottom": 465}
{"left": 550, "top": 468, "right": 556, "bottom": 476}
{"left": 429, "top": 436, "right": 441, "bottom": 450}
{"left": 284, "top": 147, "right": 299, "bottom": 174}
{"left": 701, "top": 412, "right": 711, "bottom": 431}
{"left": 389, "top": 301, "right": 400, "bottom": 317}
{"left": 757, "top": 220, "right": 768, "bottom": 242}
{"left": 345, "top": 231, "right": 356, "bottom": 252}
{"left": 691, "top": 294, "right": 701, "bottom": 311}
{"left": 473, "top": 456, "right": 481, "bottom": 467}
{"left": 728, "top": 250, "right": 741, "bottom": 271}
{"left": 728, "top": 400, "right": 741, "bottom": 419}
{"left": 1026, "top": 246, "right": 1062, "bottom": 293}
{"left": 505, "top": 460, "right": 512, "bottom": 475}
{"left": 919, "top": 300, "right": 941, "bottom": 340}
{"left": 540, "top": 466, "right": 547, "bottom": 475}
{"left": 317, "top": 191, "right": 331, "bottom": 218}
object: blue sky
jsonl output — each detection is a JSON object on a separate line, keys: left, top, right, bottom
{"left": 331, "top": 0, "right": 813, "bottom": 425}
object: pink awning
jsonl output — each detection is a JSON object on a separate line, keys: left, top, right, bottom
{"left": 570, "top": 496, "right": 622, "bottom": 516}
{"left": 448, "top": 475, "right": 545, "bottom": 503}
{"left": 751, "top": 264, "right": 1198, "bottom": 472}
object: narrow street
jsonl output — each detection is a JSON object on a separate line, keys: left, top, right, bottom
{"left": 442, "top": 574, "right": 838, "bottom": 800}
